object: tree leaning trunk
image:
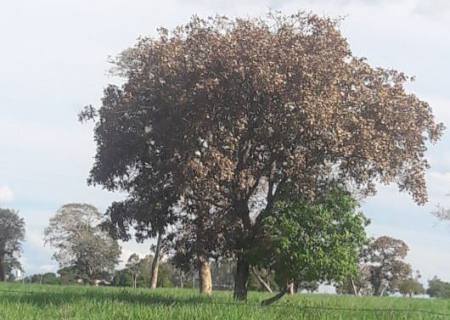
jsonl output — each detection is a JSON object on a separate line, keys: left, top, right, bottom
{"left": 351, "top": 278, "right": 359, "bottom": 296}
{"left": 150, "top": 232, "right": 162, "bottom": 289}
{"left": 0, "top": 255, "right": 5, "bottom": 282}
{"left": 251, "top": 267, "right": 272, "bottom": 293}
{"left": 233, "top": 254, "right": 250, "bottom": 301}
{"left": 198, "top": 255, "right": 212, "bottom": 295}
{"left": 379, "top": 283, "right": 387, "bottom": 297}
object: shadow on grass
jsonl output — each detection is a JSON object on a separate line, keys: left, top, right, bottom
{"left": 0, "top": 288, "right": 218, "bottom": 309}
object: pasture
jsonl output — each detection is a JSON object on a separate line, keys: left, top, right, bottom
{"left": 1, "top": 283, "right": 450, "bottom": 319}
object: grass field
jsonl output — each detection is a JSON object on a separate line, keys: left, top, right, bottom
{"left": 1, "top": 283, "right": 450, "bottom": 320}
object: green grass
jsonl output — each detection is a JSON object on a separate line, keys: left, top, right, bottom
{"left": 1, "top": 283, "right": 450, "bottom": 320}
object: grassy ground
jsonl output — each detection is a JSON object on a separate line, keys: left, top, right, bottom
{"left": 1, "top": 283, "right": 450, "bottom": 320}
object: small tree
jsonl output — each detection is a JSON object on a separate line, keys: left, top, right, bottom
{"left": 44, "top": 204, "right": 121, "bottom": 284}
{"left": 126, "top": 254, "right": 141, "bottom": 288}
{"left": 255, "top": 188, "right": 368, "bottom": 304}
{"left": 0, "top": 208, "right": 25, "bottom": 281}
{"left": 398, "top": 278, "right": 424, "bottom": 297}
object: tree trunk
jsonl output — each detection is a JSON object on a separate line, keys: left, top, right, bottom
{"left": 179, "top": 271, "right": 184, "bottom": 288}
{"left": 0, "top": 255, "right": 5, "bottom": 282}
{"left": 351, "top": 278, "right": 359, "bottom": 296}
{"left": 150, "top": 232, "right": 162, "bottom": 289}
{"left": 287, "top": 282, "right": 295, "bottom": 295}
{"left": 251, "top": 267, "right": 272, "bottom": 293}
{"left": 198, "top": 255, "right": 212, "bottom": 295}
{"left": 379, "top": 284, "right": 387, "bottom": 296}
{"left": 261, "top": 283, "right": 293, "bottom": 306}
{"left": 233, "top": 255, "right": 250, "bottom": 301}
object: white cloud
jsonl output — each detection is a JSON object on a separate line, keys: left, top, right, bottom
{"left": 413, "top": 0, "right": 450, "bottom": 18}
{"left": 0, "top": 186, "right": 14, "bottom": 204}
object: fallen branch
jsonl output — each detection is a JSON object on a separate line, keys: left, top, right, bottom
{"left": 251, "top": 267, "right": 273, "bottom": 293}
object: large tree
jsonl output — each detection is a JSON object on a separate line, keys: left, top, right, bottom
{"left": 0, "top": 208, "right": 25, "bottom": 281}
{"left": 85, "top": 12, "right": 443, "bottom": 300}
{"left": 44, "top": 203, "right": 121, "bottom": 284}
{"left": 337, "top": 236, "right": 413, "bottom": 296}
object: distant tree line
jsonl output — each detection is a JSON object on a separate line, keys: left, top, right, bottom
{"left": 0, "top": 203, "right": 446, "bottom": 301}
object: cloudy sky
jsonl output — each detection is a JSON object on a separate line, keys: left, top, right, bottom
{"left": 1, "top": 0, "right": 450, "bottom": 284}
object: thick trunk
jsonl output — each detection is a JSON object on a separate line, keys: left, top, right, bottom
{"left": 150, "top": 232, "right": 162, "bottom": 289}
{"left": 233, "top": 255, "right": 250, "bottom": 301}
{"left": 0, "top": 255, "right": 5, "bottom": 282}
{"left": 261, "top": 283, "right": 293, "bottom": 306}
{"left": 251, "top": 267, "right": 272, "bottom": 293}
{"left": 198, "top": 256, "right": 212, "bottom": 295}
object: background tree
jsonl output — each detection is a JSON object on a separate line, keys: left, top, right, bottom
{"left": 85, "top": 12, "right": 443, "bottom": 300}
{"left": 255, "top": 188, "right": 368, "bottom": 304}
{"left": 26, "top": 272, "right": 60, "bottom": 285}
{"left": 297, "top": 281, "right": 319, "bottom": 293}
{"left": 3, "top": 255, "right": 23, "bottom": 281}
{"left": 366, "top": 236, "right": 412, "bottom": 296}
{"left": 336, "top": 264, "right": 372, "bottom": 296}
{"left": 126, "top": 253, "right": 141, "bottom": 288}
{"left": 112, "top": 269, "right": 133, "bottom": 287}
{"left": 427, "top": 276, "right": 450, "bottom": 298}
{"left": 44, "top": 203, "right": 121, "bottom": 284}
{"left": 398, "top": 278, "right": 424, "bottom": 297}
{"left": 57, "top": 266, "right": 80, "bottom": 285}
{"left": 0, "top": 208, "right": 25, "bottom": 281}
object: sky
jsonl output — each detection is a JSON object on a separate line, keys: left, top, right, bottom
{"left": 1, "top": 0, "right": 450, "bottom": 285}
